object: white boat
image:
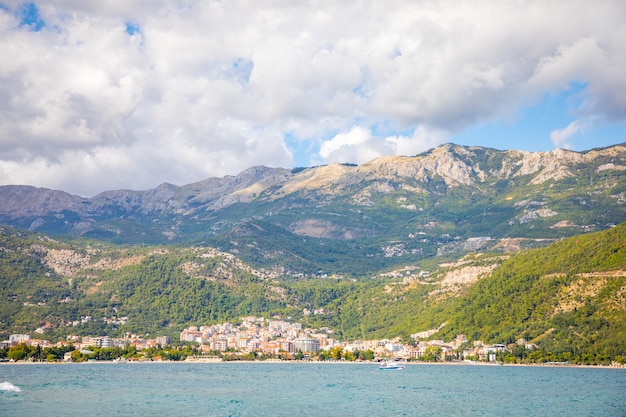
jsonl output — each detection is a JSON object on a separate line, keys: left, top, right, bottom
{"left": 379, "top": 361, "right": 405, "bottom": 370}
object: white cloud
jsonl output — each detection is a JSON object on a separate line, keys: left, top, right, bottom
{"left": 549, "top": 119, "right": 591, "bottom": 149}
{"left": 0, "top": 0, "right": 625, "bottom": 195}
{"left": 318, "top": 125, "right": 447, "bottom": 165}
{"left": 387, "top": 126, "right": 449, "bottom": 156}
{"left": 319, "top": 127, "right": 387, "bottom": 164}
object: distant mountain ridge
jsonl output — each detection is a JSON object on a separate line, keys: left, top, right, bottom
{"left": 1, "top": 143, "right": 626, "bottom": 275}
{"left": 3, "top": 143, "right": 625, "bottom": 216}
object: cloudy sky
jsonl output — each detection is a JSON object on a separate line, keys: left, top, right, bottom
{"left": 1, "top": 1, "right": 625, "bottom": 196}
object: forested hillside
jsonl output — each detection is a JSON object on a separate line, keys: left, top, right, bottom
{"left": 416, "top": 222, "right": 626, "bottom": 363}
{"left": 0, "top": 228, "right": 296, "bottom": 338}
{"left": 1, "top": 222, "right": 625, "bottom": 363}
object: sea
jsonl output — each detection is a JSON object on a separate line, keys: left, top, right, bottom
{"left": 1, "top": 362, "right": 625, "bottom": 416}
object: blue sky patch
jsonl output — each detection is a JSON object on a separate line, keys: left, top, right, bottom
{"left": 125, "top": 22, "right": 141, "bottom": 36}
{"left": 231, "top": 58, "right": 254, "bottom": 84}
{"left": 19, "top": 2, "right": 45, "bottom": 32}
{"left": 452, "top": 81, "right": 625, "bottom": 152}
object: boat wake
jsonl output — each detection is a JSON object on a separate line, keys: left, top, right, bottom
{"left": 0, "top": 382, "right": 21, "bottom": 392}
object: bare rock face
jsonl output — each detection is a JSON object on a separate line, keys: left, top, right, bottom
{"left": 415, "top": 144, "right": 481, "bottom": 186}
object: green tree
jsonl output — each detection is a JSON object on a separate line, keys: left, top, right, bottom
{"left": 71, "top": 350, "right": 85, "bottom": 362}
{"left": 330, "top": 346, "right": 343, "bottom": 360}
{"left": 7, "top": 347, "right": 26, "bottom": 361}
{"left": 503, "top": 354, "right": 516, "bottom": 364}
{"left": 422, "top": 346, "right": 442, "bottom": 362}
{"left": 358, "top": 349, "right": 375, "bottom": 361}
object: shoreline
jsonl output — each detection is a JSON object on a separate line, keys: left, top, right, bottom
{"left": 2, "top": 359, "right": 625, "bottom": 370}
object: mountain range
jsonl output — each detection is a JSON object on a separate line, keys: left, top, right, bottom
{"left": 1, "top": 143, "right": 625, "bottom": 276}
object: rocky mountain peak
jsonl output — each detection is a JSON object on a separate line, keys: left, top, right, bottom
{"left": 0, "top": 185, "right": 83, "bottom": 218}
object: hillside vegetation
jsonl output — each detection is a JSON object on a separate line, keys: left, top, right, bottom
{"left": 442, "top": 223, "right": 626, "bottom": 362}
{"left": 1, "top": 222, "right": 625, "bottom": 363}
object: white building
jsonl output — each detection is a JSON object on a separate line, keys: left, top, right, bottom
{"left": 155, "top": 336, "right": 171, "bottom": 346}
{"left": 9, "top": 334, "right": 30, "bottom": 345}
{"left": 294, "top": 337, "right": 320, "bottom": 353}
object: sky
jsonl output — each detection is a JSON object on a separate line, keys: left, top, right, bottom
{"left": 0, "top": 1, "right": 625, "bottom": 197}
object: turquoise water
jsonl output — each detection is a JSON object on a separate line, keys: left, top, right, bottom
{"left": 1, "top": 363, "right": 625, "bottom": 416}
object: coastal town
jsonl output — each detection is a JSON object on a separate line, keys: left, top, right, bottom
{"left": 2, "top": 315, "right": 541, "bottom": 364}
{"left": 177, "top": 316, "right": 514, "bottom": 363}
